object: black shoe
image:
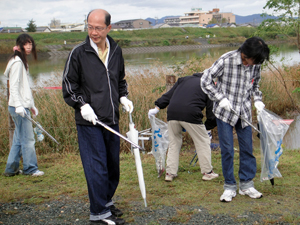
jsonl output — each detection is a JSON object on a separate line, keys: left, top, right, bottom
{"left": 3, "top": 170, "right": 23, "bottom": 177}
{"left": 90, "top": 215, "right": 125, "bottom": 225}
{"left": 109, "top": 205, "right": 123, "bottom": 217}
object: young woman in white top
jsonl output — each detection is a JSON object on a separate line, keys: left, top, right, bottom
{"left": 3, "top": 34, "right": 44, "bottom": 177}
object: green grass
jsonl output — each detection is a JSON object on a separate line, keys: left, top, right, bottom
{"left": 0, "top": 54, "right": 299, "bottom": 223}
{"left": 0, "top": 148, "right": 299, "bottom": 224}
{"left": 0, "top": 26, "right": 281, "bottom": 54}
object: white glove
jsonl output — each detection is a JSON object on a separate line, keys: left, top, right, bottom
{"left": 120, "top": 97, "right": 134, "bottom": 113}
{"left": 15, "top": 106, "right": 26, "bottom": 117}
{"left": 80, "top": 104, "right": 97, "bottom": 125}
{"left": 207, "top": 130, "right": 212, "bottom": 140}
{"left": 148, "top": 107, "right": 159, "bottom": 118}
{"left": 254, "top": 101, "right": 265, "bottom": 114}
{"left": 219, "top": 98, "right": 232, "bottom": 112}
{"left": 31, "top": 106, "right": 38, "bottom": 117}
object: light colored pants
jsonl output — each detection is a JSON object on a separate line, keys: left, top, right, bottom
{"left": 5, "top": 106, "right": 38, "bottom": 175}
{"left": 166, "top": 120, "right": 212, "bottom": 175}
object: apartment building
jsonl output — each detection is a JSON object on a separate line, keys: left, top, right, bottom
{"left": 164, "top": 17, "right": 181, "bottom": 26}
{"left": 114, "top": 19, "right": 151, "bottom": 29}
{"left": 180, "top": 8, "right": 235, "bottom": 26}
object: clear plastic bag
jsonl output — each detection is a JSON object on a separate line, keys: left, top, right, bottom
{"left": 149, "top": 116, "right": 169, "bottom": 177}
{"left": 258, "top": 109, "right": 290, "bottom": 182}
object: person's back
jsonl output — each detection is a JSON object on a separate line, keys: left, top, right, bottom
{"left": 167, "top": 73, "right": 212, "bottom": 124}
{"left": 149, "top": 72, "right": 218, "bottom": 182}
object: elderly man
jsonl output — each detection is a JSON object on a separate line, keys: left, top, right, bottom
{"left": 62, "top": 9, "right": 133, "bottom": 225}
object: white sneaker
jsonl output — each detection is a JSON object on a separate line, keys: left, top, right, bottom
{"left": 220, "top": 189, "right": 236, "bottom": 202}
{"left": 32, "top": 170, "right": 44, "bottom": 177}
{"left": 165, "top": 173, "right": 177, "bottom": 182}
{"left": 239, "top": 187, "right": 263, "bottom": 199}
{"left": 202, "top": 171, "right": 219, "bottom": 181}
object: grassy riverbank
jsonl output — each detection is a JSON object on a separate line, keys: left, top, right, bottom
{"left": 0, "top": 26, "right": 286, "bottom": 54}
{"left": 1, "top": 149, "right": 300, "bottom": 224}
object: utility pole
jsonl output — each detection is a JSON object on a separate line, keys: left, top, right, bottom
{"left": 155, "top": 16, "right": 158, "bottom": 25}
{"left": 84, "top": 14, "right": 87, "bottom": 31}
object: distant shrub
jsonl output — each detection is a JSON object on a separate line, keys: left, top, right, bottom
{"left": 162, "top": 40, "right": 170, "bottom": 46}
{"left": 115, "top": 39, "right": 131, "bottom": 47}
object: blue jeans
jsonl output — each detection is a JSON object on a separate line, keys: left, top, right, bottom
{"left": 77, "top": 124, "right": 120, "bottom": 221}
{"left": 5, "top": 106, "right": 38, "bottom": 175}
{"left": 216, "top": 118, "right": 256, "bottom": 191}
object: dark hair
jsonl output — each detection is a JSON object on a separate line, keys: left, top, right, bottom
{"left": 10, "top": 34, "right": 37, "bottom": 70}
{"left": 87, "top": 9, "right": 111, "bottom": 26}
{"left": 238, "top": 37, "right": 270, "bottom": 64}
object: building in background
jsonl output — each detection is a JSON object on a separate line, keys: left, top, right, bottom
{"left": 111, "top": 24, "right": 123, "bottom": 31}
{"left": 179, "top": 8, "right": 235, "bottom": 27}
{"left": 36, "top": 26, "right": 51, "bottom": 32}
{"left": 164, "top": 17, "right": 181, "bottom": 26}
{"left": 114, "top": 19, "right": 152, "bottom": 29}
{"left": 0, "top": 27, "right": 24, "bottom": 33}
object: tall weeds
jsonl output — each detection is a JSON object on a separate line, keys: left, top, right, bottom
{"left": 0, "top": 57, "right": 299, "bottom": 156}
{"left": 260, "top": 63, "right": 300, "bottom": 115}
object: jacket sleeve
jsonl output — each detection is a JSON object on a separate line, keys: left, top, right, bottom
{"left": 154, "top": 78, "right": 180, "bottom": 109}
{"left": 62, "top": 51, "right": 86, "bottom": 109}
{"left": 118, "top": 51, "right": 129, "bottom": 98}
{"left": 9, "top": 61, "right": 24, "bottom": 108}
{"left": 204, "top": 94, "right": 217, "bottom": 130}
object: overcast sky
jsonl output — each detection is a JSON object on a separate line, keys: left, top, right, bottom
{"left": 0, "top": 0, "right": 270, "bottom": 28}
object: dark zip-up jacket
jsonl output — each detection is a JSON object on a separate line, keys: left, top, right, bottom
{"left": 155, "top": 73, "right": 216, "bottom": 130}
{"left": 62, "top": 35, "right": 128, "bottom": 126}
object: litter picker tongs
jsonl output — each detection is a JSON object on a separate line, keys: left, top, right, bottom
{"left": 25, "top": 112, "right": 60, "bottom": 145}
{"left": 231, "top": 109, "right": 261, "bottom": 134}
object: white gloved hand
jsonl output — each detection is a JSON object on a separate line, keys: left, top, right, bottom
{"left": 254, "top": 101, "right": 265, "bottom": 114}
{"left": 148, "top": 107, "right": 159, "bottom": 118}
{"left": 219, "top": 98, "right": 232, "bottom": 112}
{"left": 15, "top": 106, "right": 26, "bottom": 117}
{"left": 120, "top": 97, "right": 134, "bottom": 113}
{"left": 80, "top": 104, "right": 97, "bottom": 125}
{"left": 31, "top": 106, "right": 38, "bottom": 117}
{"left": 207, "top": 130, "right": 212, "bottom": 140}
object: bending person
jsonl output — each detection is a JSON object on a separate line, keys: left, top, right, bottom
{"left": 148, "top": 72, "right": 218, "bottom": 182}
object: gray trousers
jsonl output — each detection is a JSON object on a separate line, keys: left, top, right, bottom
{"left": 166, "top": 120, "right": 213, "bottom": 175}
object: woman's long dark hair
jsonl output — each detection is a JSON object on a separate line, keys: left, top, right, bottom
{"left": 10, "top": 34, "right": 37, "bottom": 70}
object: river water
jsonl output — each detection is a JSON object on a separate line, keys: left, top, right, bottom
{"left": 0, "top": 43, "right": 299, "bottom": 150}
{"left": 0, "top": 42, "right": 298, "bottom": 87}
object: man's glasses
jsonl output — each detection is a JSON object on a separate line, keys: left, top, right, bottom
{"left": 87, "top": 25, "right": 107, "bottom": 32}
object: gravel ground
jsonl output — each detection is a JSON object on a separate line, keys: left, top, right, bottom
{"left": 0, "top": 196, "right": 288, "bottom": 225}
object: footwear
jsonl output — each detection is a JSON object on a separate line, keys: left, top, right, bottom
{"left": 109, "top": 205, "right": 123, "bottom": 217}
{"left": 90, "top": 215, "right": 125, "bottom": 225}
{"left": 3, "top": 170, "right": 23, "bottom": 177}
{"left": 202, "top": 171, "right": 219, "bottom": 181}
{"left": 220, "top": 189, "right": 236, "bottom": 202}
{"left": 165, "top": 173, "right": 176, "bottom": 182}
{"left": 239, "top": 187, "right": 263, "bottom": 199}
{"left": 31, "top": 170, "right": 44, "bottom": 177}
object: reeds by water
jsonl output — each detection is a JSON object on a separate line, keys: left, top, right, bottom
{"left": 0, "top": 57, "right": 299, "bottom": 156}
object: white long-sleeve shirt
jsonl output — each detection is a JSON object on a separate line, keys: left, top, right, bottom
{"left": 4, "top": 56, "right": 35, "bottom": 109}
